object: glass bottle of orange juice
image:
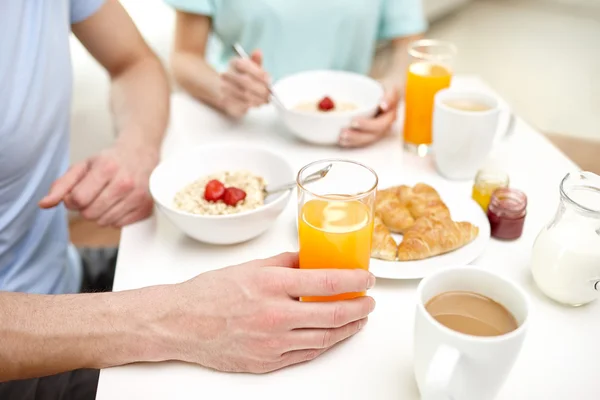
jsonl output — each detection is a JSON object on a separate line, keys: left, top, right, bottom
{"left": 403, "top": 40, "right": 457, "bottom": 156}
{"left": 297, "top": 160, "right": 378, "bottom": 302}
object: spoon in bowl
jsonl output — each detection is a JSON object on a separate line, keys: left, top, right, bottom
{"left": 264, "top": 163, "right": 332, "bottom": 198}
{"left": 232, "top": 43, "right": 286, "bottom": 109}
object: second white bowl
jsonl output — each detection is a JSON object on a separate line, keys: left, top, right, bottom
{"left": 272, "top": 70, "right": 384, "bottom": 145}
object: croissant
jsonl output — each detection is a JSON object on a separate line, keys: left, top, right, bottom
{"left": 412, "top": 183, "right": 441, "bottom": 199}
{"left": 408, "top": 198, "right": 451, "bottom": 219}
{"left": 383, "top": 185, "right": 414, "bottom": 206}
{"left": 371, "top": 215, "right": 397, "bottom": 261}
{"left": 397, "top": 216, "right": 479, "bottom": 261}
{"left": 375, "top": 190, "right": 415, "bottom": 233}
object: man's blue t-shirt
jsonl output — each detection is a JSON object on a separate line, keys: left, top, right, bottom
{"left": 0, "top": 0, "right": 104, "bottom": 294}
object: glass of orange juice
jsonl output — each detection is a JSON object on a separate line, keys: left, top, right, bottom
{"left": 403, "top": 39, "right": 457, "bottom": 156}
{"left": 297, "top": 159, "right": 378, "bottom": 302}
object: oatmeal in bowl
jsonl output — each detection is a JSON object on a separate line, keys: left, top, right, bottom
{"left": 294, "top": 96, "right": 358, "bottom": 113}
{"left": 150, "top": 143, "right": 294, "bottom": 245}
{"left": 174, "top": 170, "right": 266, "bottom": 216}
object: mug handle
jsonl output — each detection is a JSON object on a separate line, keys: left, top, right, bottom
{"left": 422, "top": 344, "right": 461, "bottom": 400}
{"left": 494, "top": 108, "right": 516, "bottom": 145}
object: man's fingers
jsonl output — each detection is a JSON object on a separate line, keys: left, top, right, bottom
{"left": 288, "top": 317, "right": 368, "bottom": 350}
{"left": 284, "top": 268, "right": 375, "bottom": 298}
{"left": 246, "top": 252, "right": 299, "bottom": 269}
{"left": 67, "top": 169, "right": 111, "bottom": 210}
{"left": 262, "top": 348, "right": 328, "bottom": 373}
{"left": 39, "top": 162, "right": 89, "bottom": 208}
{"left": 292, "top": 297, "right": 375, "bottom": 329}
{"left": 111, "top": 198, "right": 153, "bottom": 228}
{"left": 79, "top": 175, "right": 134, "bottom": 220}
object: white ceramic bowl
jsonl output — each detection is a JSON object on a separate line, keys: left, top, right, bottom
{"left": 149, "top": 143, "right": 294, "bottom": 245}
{"left": 272, "top": 70, "right": 384, "bottom": 145}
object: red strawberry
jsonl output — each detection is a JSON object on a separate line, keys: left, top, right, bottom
{"left": 223, "top": 187, "right": 247, "bottom": 206}
{"left": 204, "top": 179, "right": 226, "bottom": 202}
{"left": 318, "top": 96, "right": 335, "bottom": 111}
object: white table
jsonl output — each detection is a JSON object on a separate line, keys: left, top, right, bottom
{"left": 97, "top": 76, "right": 599, "bottom": 400}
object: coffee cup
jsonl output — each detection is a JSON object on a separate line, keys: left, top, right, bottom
{"left": 432, "top": 89, "right": 514, "bottom": 180}
{"left": 414, "top": 266, "right": 530, "bottom": 400}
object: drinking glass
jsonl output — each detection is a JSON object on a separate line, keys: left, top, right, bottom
{"left": 403, "top": 39, "right": 457, "bottom": 156}
{"left": 297, "top": 159, "right": 378, "bottom": 302}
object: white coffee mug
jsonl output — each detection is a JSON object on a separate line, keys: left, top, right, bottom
{"left": 414, "top": 266, "right": 530, "bottom": 400}
{"left": 432, "top": 89, "right": 514, "bottom": 180}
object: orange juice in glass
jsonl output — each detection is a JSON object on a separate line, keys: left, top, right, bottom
{"left": 403, "top": 40, "right": 457, "bottom": 156}
{"left": 297, "top": 159, "right": 378, "bottom": 302}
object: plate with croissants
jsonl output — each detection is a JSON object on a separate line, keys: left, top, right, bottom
{"left": 368, "top": 182, "right": 490, "bottom": 280}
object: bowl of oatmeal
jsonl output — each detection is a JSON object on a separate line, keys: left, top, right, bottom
{"left": 149, "top": 143, "right": 294, "bottom": 245}
{"left": 272, "top": 70, "right": 384, "bottom": 145}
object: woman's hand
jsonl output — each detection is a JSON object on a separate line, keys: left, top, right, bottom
{"left": 339, "top": 86, "right": 401, "bottom": 148}
{"left": 220, "top": 49, "right": 271, "bottom": 118}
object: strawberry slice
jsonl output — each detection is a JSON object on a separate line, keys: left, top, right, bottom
{"left": 223, "top": 187, "right": 247, "bottom": 206}
{"left": 318, "top": 96, "right": 335, "bottom": 111}
{"left": 204, "top": 179, "right": 226, "bottom": 202}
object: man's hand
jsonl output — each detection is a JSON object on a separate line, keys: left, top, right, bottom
{"left": 39, "top": 144, "right": 157, "bottom": 227}
{"left": 165, "top": 252, "right": 376, "bottom": 374}
{"left": 339, "top": 85, "right": 401, "bottom": 148}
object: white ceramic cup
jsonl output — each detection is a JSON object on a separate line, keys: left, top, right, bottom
{"left": 414, "top": 266, "right": 530, "bottom": 400}
{"left": 432, "top": 89, "right": 514, "bottom": 180}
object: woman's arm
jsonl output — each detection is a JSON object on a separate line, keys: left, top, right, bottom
{"left": 170, "top": 11, "right": 223, "bottom": 110}
{"left": 170, "top": 11, "right": 270, "bottom": 118}
{"left": 376, "top": 34, "right": 423, "bottom": 96}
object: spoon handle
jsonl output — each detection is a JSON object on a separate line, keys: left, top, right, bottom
{"left": 265, "top": 164, "right": 332, "bottom": 197}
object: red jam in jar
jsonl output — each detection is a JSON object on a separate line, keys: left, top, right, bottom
{"left": 487, "top": 188, "right": 527, "bottom": 240}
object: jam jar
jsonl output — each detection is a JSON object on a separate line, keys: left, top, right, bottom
{"left": 487, "top": 188, "right": 527, "bottom": 240}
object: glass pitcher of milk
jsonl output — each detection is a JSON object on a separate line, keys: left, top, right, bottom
{"left": 531, "top": 171, "right": 600, "bottom": 306}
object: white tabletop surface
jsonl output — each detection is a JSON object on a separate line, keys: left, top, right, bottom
{"left": 96, "top": 76, "right": 599, "bottom": 400}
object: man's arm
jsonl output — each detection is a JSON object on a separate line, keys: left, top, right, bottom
{"left": 0, "top": 253, "right": 376, "bottom": 380}
{"left": 71, "top": 0, "right": 169, "bottom": 154}
{"left": 0, "top": 288, "right": 171, "bottom": 381}
{"left": 39, "top": 0, "right": 170, "bottom": 227}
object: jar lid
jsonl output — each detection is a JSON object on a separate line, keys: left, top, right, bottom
{"left": 489, "top": 187, "right": 527, "bottom": 216}
{"left": 475, "top": 168, "right": 510, "bottom": 186}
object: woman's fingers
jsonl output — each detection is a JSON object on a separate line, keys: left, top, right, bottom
{"left": 350, "top": 108, "right": 397, "bottom": 135}
{"left": 222, "top": 71, "right": 269, "bottom": 105}
{"left": 339, "top": 129, "right": 381, "bottom": 148}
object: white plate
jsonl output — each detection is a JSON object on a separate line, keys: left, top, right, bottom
{"left": 369, "top": 194, "right": 491, "bottom": 280}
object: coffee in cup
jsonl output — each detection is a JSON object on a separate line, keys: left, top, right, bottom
{"left": 442, "top": 99, "right": 493, "bottom": 112}
{"left": 425, "top": 291, "right": 518, "bottom": 337}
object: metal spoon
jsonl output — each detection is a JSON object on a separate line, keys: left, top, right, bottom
{"left": 264, "top": 163, "right": 332, "bottom": 198}
{"left": 231, "top": 43, "right": 286, "bottom": 109}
